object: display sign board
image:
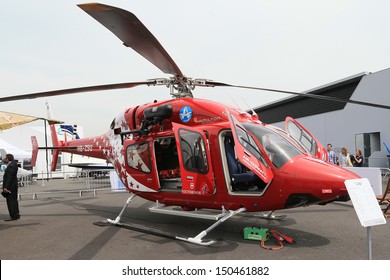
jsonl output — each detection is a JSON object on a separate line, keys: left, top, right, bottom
{"left": 345, "top": 178, "right": 386, "bottom": 227}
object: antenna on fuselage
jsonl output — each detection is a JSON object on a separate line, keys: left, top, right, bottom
{"left": 229, "top": 96, "right": 243, "bottom": 111}
{"left": 242, "top": 98, "right": 260, "bottom": 122}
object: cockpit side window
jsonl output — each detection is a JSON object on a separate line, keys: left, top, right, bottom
{"left": 286, "top": 121, "right": 317, "bottom": 156}
{"left": 244, "top": 124, "right": 303, "bottom": 168}
{"left": 233, "top": 122, "right": 268, "bottom": 168}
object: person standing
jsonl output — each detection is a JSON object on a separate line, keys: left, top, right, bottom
{"left": 338, "top": 147, "right": 353, "bottom": 167}
{"left": 2, "top": 154, "right": 20, "bottom": 221}
{"left": 327, "top": 144, "right": 336, "bottom": 164}
{"left": 353, "top": 149, "right": 364, "bottom": 167}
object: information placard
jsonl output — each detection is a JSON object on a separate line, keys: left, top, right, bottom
{"left": 345, "top": 178, "right": 386, "bottom": 227}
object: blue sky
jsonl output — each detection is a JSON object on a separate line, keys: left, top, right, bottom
{"left": 1, "top": 0, "right": 390, "bottom": 136}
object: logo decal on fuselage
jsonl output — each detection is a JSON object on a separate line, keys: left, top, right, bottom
{"left": 179, "top": 106, "right": 192, "bottom": 123}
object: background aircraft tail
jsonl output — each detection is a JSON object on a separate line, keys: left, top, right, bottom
{"left": 31, "top": 136, "right": 39, "bottom": 167}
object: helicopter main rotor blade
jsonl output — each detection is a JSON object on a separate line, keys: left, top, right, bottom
{"left": 0, "top": 81, "right": 156, "bottom": 103}
{"left": 202, "top": 81, "right": 390, "bottom": 110}
{"left": 78, "top": 3, "right": 184, "bottom": 77}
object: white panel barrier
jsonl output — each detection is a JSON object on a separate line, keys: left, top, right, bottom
{"left": 346, "top": 167, "right": 382, "bottom": 195}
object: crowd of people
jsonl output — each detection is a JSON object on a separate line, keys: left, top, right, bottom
{"left": 326, "top": 143, "right": 364, "bottom": 167}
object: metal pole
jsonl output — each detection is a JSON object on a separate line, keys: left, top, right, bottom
{"left": 367, "top": 226, "right": 372, "bottom": 260}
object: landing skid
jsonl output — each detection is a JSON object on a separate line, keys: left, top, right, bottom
{"left": 239, "top": 210, "right": 287, "bottom": 221}
{"left": 99, "top": 194, "right": 246, "bottom": 246}
{"left": 95, "top": 219, "right": 203, "bottom": 244}
{"left": 256, "top": 210, "right": 287, "bottom": 220}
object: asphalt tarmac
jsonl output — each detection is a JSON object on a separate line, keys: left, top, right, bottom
{"left": 1, "top": 178, "right": 389, "bottom": 260}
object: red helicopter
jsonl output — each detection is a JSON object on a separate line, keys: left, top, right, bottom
{"left": 1, "top": 3, "right": 371, "bottom": 245}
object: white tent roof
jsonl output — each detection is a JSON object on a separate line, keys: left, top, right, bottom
{"left": 0, "top": 138, "right": 31, "bottom": 159}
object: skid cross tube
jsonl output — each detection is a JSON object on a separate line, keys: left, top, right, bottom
{"left": 176, "top": 207, "right": 247, "bottom": 246}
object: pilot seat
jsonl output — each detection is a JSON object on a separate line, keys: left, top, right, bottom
{"left": 224, "top": 137, "right": 262, "bottom": 191}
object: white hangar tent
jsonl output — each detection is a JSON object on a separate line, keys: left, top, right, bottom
{"left": 0, "top": 138, "right": 31, "bottom": 160}
{"left": 253, "top": 67, "right": 390, "bottom": 168}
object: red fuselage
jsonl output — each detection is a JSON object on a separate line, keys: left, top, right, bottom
{"left": 60, "top": 98, "right": 359, "bottom": 212}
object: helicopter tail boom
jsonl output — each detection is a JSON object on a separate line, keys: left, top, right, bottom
{"left": 48, "top": 124, "right": 110, "bottom": 161}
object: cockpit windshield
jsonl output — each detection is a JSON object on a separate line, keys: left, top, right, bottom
{"left": 243, "top": 123, "right": 303, "bottom": 168}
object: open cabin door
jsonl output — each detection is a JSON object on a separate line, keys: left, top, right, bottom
{"left": 172, "top": 123, "right": 215, "bottom": 195}
{"left": 124, "top": 138, "right": 160, "bottom": 192}
{"left": 284, "top": 116, "right": 328, "bottom": 161}
{"left": 227, "top": 111, "right": 273, "bottom": 183}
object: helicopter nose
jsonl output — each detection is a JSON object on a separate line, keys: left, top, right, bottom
{"left": 283, "top": 156, "right": 360, "bottom": 208}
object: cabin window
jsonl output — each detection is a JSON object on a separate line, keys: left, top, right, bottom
{"left": 178, "top": 128, "right": 209, "bottom": 174}
{"left": 126, "top": 142, "right": 151, "bottom": 173}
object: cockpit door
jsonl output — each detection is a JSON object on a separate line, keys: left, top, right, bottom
{"left": 227, "top": 111, "right": 273, "bottom": 183}
{"left": 172, "top": 123, "right": 215, "bottom": 195}
{"left": 284, "top": 116, "right": 328, "bottom": 161}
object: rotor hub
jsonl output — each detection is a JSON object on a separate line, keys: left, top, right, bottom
{"left": 148, "top": 77, "right": 212, "bottom": 98}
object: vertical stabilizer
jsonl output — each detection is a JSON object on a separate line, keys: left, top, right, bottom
{"left": 46, "top": 101, "right": 61, "bottom": 171}
{"left": 50, "top": 124, "right": 61, "bottom": 171}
